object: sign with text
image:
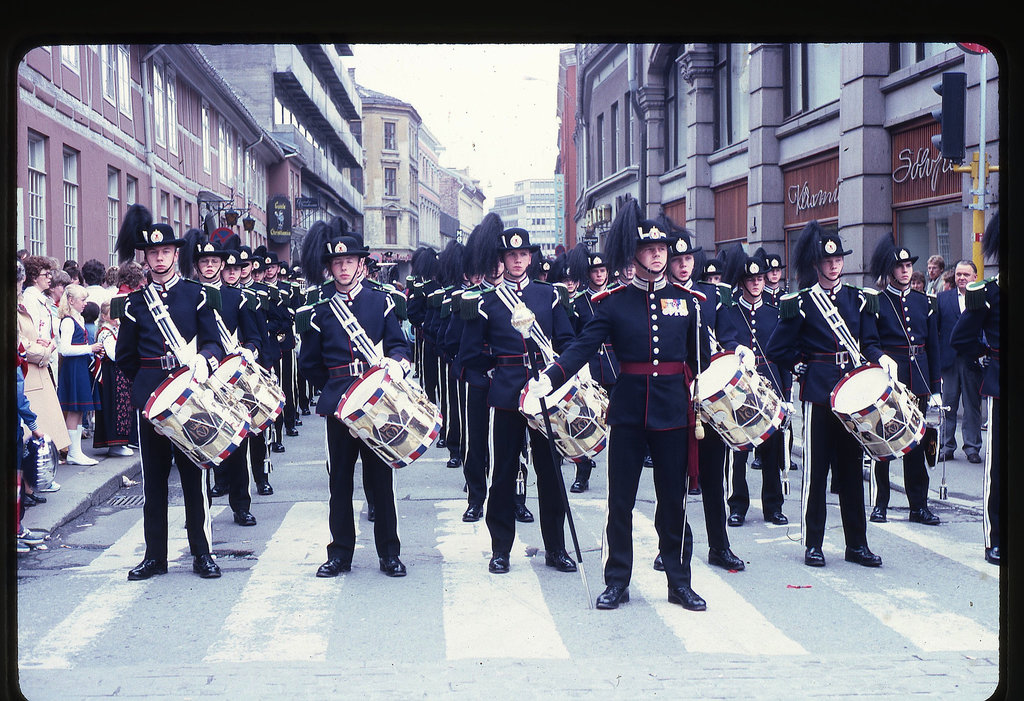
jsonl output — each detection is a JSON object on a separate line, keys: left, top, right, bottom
{"left": 267, "top": 195, "right": 292, "bottom": 243}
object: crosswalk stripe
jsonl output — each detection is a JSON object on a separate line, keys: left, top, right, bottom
{"left": 203, "top": 501, "right": 338, "bottom": 663}
{"left": 434, "top": 501, "right": 570, "bottom": 660}
{"left": 21, "top": 506, "right": 223, "bottom": 669}
{"left": 869, "top": 519, "right": 999, "bottom": 577}
{"left": 631, "top": 509, "right": 809, "bottom": 655}
{"left": 813, "top": 568, "right": 998, "bottom": 652}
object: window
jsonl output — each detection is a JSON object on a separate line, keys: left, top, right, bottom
{"left": 663, "top": 49, "right": 688, "bottom": 170}
{"left": 27, "top": 133, "right": 47, "bottom": 256}
{"left": 126, "top": 175, "right": 137, "bottom": 205}
{"left": 385, "top": 215, "right": 398, "bottom": 245}
{"left": 173, "top": 196, "right": 182, "bottom": 235}
{"left": 117, "top": 45, "right": 132, "bottom": 116}
{"left": 102, "top": 45, "right": 117, "bottom": 103}
{"left": 201, "top": 104, "right": 211, "bottom": 173}
{"left": 624, "top": 91, "right": 633, "bottom": 165}
{"left": 384, "top": 167, "right": 397, "bottom": 197}
{"left": 59, "top": 45, "right": 79, "bottom": 71}
{"left": 713, "top": 43, "right": 751, "bottom": 151}
{"left": 596, "top": 113, "right": 604, "bottom": 181}
{"left": 610, "top": 102, "right": 619, "bottom": 173}
{"left": 218, "top": 121, "right": 228, "bottom": 183}
{"left": 784, "top": 43, "right": 841, "bottom": 118}
{"left": 891, "top": 43, "right": 957, "bottom": 72}
{"left": 107, "top": 168, "right": 120, "bottom": 267}
{"left": 63, "top": 149, "right": 79, "bottom": 261}
{"left": 153, "top": 62, "right": 165, "bottom": 147}
{"left": 384, "top": 122, "right": 397, "bottom": 150}
{"left": 166, "top": 68, "right": 177, "bottom": 156}
{"left": 160, "top": 192, "right": 170, "bottom": 224}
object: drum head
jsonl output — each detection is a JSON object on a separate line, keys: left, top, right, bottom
{"left": 338, "top": 367, "right": 388, "bottom": 416}
{"left": 697, "top": 352, "right": 739, "bottom": 402}
{"left": 832, "top": 366, "right": 886, "bottom": 415}
{"left": 144, "top": 368, "right": 192, "bottom": 418}
{"left": 214, "top": 353, "right": 244, "bottom": 381}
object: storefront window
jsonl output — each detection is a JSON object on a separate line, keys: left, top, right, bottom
{"left": 896, "top": 200, "right": 965, "bottom": 277}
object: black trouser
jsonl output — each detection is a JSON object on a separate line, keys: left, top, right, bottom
{"left": 297, "top": 369, "right": 310, "bottom": 413}
{"left": 486, "top": 409, "right": 565, "bottom": 555}
{"left": 697, "top": 428, "right": 732, "bottom": 552}
{"left": 728, "top": 429, "right": 785, "bottom": 518}
{"left": 325, "top": 416, "right": 400, "bottom": 563}
{"left": 275, "top": 351, "right": 297, "bottom": 433}
{"left": 604, "top": 425, "right": 693, "bottom": 589}
{"left": 444, "top": 365, "right": 464, "bottom": 460}
{"left": 802, "top": 402, "right": 869, "bottom": 550}
{"left": 249, "top": 428, "right": 270, "bottom": 484}
{"left": 421, "top": 341, "right": 440, "bottom": 406}
{"left": 463, "top": 383, "right": 490, "bottom": 508}
{"left": 138, "top": 416, "right": 212, "bottom": 561}
{"left": 209, "top": 435, "right": 253, "bottom": 513}
{"left": 984, "top": 397, "right": 1000, "bottom": 550}
{"left": 872, "top": 396, "right": 929, "bottom": 510}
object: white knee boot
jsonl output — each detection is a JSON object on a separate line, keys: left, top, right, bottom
{"left": 66, "top": 427, "right": 98, "bottom": 466}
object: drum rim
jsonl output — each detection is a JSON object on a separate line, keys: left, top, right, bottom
{"left": 143, "top": 366, "right": 193, "bottom": 419}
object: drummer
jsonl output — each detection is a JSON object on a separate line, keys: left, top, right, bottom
{"left": 662, "top": 223, "right": 749, "bottom": 573}
{"left": 764, "top": 221, "right": 893, "bottom": 568}
{"left": 113, "top": 204, "right": 225, "bottom": 581}
{"left": 719, "top": 245, "right": 792, "bottom": 527}
{"left": 525, "top": 200, "right": 709, "bottom": 611}
{"left": 183, "top": 232, "right": 266, "bottom": 528}
{"left": 457, "top": 224, "right": 578, "bottom": 576}
{"left": 866, "top": 236, "right": 942, "bottom": 526}
{"left": 296, "top": 220, "right": 412, "bottom": 579}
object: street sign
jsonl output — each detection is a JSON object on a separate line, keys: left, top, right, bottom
{"left": 957, "top": 43, "right": 990, "bottom": 55}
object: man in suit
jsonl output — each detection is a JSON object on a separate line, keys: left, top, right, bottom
{"left": 936, "top": 260, "right": 984, "bottom": 463}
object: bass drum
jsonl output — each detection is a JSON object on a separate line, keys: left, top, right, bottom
{"left": 830, "top": 364, "right": 926, "bottom": 461}
{"left": 212, "top": 353, "right": 285, "bottom": 433}
{"left": 519, "top": 377, "right": 609, "bottom": 460}
{"left": 143, "top": 367, "right": 251, "bottom": 469}
{"left": 335, "top": 366, "right": 443, "bottom": 469}
{"left": 691, "top": 351, "right": 788, "bottom": 451}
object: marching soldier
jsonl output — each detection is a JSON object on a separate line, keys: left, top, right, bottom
{"left": 526, "top": 200, "right": 709, "bottom": 610}
{"left": 407, "top": 247, "right": 442, "bottom": 408}
{"left": 759, "top": 248, "right": 788, "bottom": 307}
{"left": 113, "top": 204, "right": 225, "bottom": 580}
{"left": 719, "top": 245, "right": 792, "bottom": 527}
{"left": 457, "top": 224, "right": 577, "bottom": 576}
{"left": 434, "top": 240, "right": 468, "bottom": 470}
{"left": 765, "top": 221, "right": 892, "bottom": 568}
{"left": 238, "top": 246, "right": 278, "bottom": 494}
{"left": 663, "top": 223, "right": 749, "bottom": 573}
{"left": 950, "top": 211, "right": 1001, "bottom": 565}
{"left": 297, "top": 219, "right": 411, "bottom": 578}
{"left": 261, "top": 248, "right": 299, "bottom": 445}
{"left": 867, "top": 235, "right": 942, "bottom": 526}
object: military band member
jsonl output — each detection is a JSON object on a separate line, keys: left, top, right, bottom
{"left": 527, "top": 201, "right": 709, "bottom": 610}
{"left": 434, "top": 240, "right": 468, "bottom": 469}
{"left": 663, "top": 224, "right": 749, "bottom": 573}
{"left": 113, "top": 204, "right": 225, "bottom": 580}
{"left": 297, "top": 220, "right": 411, "bottom": 578}
{"left": 407, "top": 247, "right": 442, "bottom": 409}
{"left": 758, "top": 248, "right": 787, "bottom": 307}
{"left": 183, "top": 233, "right": 266, "bottom": 527}
{"left": 720, "top": 245, "right": 792, "bottom": 527}
{"left": 765, "top": 221, "right": 892, "bottom": 568}
{"left": 261, "top": 248, "right": 299, "bottom": 445}
{"left": 458, "top": 225, "right": 577, "bottom": 576}
{"left": 867, "top": 236, "right": 942, "bottom": 526}
{"left": 950, "top": 211, "right": 1001, "bottom": 565}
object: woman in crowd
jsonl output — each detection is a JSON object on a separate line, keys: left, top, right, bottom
{"left": 91, "top": 300, "right": 135, "bottom": 457}
{"left": 56, "top": 284, "right": 103, "bottom": 466}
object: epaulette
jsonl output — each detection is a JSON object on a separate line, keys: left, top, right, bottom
{"left": 202, "top": 283, "right": 222, "bottom": 312}
{"left": 110, "top": 293, "right": 128, "bottom": 320}
{"left": 553, "top": 282, "right": 570, "bottom": 310}
{"left": 390, "top": 288, "right": 408, "bottom": 320}
{"left": 427, "top": 287, "right": 445, "bottom": 308}
{"left": 964, "top": 279, "right": 989, "bottom": 310}
{"left": 670, "top": 281, "right": 708, "bottom": 303}
{"left": 440, "top": 289, "right": 454, "bottom": 319}
{"left": 268, "top": 285, "right": 281, "bottom": 303}
{"left": 459, "top": 287, "right": 495, "bottom": 320}
{"left": 860, "top": 287, "right": 879, "bottom": 315}
{"left": 242, "top": 287, "right": 261, "bottom": 312}
{"left": 714, "top": 281, "right": 734, "bottom": 307}
{"left": 294, "top": 299, "right": 327, "bottom": 334}
{"left": 779, "top": 291, "right": 802, "bottom": 319}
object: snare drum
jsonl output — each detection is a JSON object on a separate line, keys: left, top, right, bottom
{"left": 335, "top": 366, "right": 443, "bottom": 468}
{"left": 691, "top": 351, "right": 787, "bottom": 450}
{"left": 143, "top": 367, "right": 251, "bottom": 468}
{"left": 212, "top": 353, "right": 285, "bottom": 432}
{"left": 519, "top": 377, "right": 609, "bottom": 460}
{"left": 830, "top": 364, "right": 926, "bottom": 461}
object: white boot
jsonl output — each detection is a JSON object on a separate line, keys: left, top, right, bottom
{"left": 107, "top": 445, "right": 134, "bottom": 457}
{"left": 66, "top": 427, "right": 98, "bottom": 466}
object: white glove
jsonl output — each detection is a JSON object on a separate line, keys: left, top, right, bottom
{"left": 526, "top": 374, "right": 552, "bottom": 399}
{"left": 188, "top": 354, "right": 210, "bottom": 384}
{"left": 735, "top": 344, "right": 756, "bottom": 371}
{"left": 381, "top": 357, "right": 410, "bottom": 379}
{"left": 238, "top": 346, "right": 257, "bottom": 366}
{"left": 793, "top": 362, "right": 808, "bottom": 377}
{"left": 878, "top": 354, "right": 899, "bottom": 382}
{"left": 928, "top": 393, "right": 943, "bottom": 409}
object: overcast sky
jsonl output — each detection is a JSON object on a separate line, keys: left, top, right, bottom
{"left": 347, "top": 43, "right": 569, "bottom": 205}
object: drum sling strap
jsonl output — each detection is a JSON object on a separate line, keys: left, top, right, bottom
{"left": 142, "top": 284, "right": 197, "bottom": 366}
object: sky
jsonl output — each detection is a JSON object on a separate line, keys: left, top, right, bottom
{"left": 346, "top": 43, "right": 569, "bottom": 204}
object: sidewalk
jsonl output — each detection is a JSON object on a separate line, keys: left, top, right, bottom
{"left": 20, "top": 442, "right": 142, "bottom": 541}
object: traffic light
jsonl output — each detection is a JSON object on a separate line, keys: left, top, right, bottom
{"left": 931, "top": 72, "right": 967, "bottom": 163}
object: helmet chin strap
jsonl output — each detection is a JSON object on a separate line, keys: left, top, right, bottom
{"left": 633, "top": 255, "right": 664, "bottom": 278}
